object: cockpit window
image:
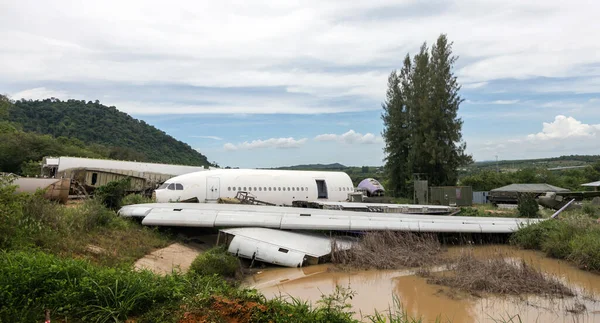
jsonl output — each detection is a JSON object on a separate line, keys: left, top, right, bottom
{"left": 167, "top": 183, "right": 175, "bottom": 190}
{"left": 175, "top": 184, "right": 184, "bottom": 190}
{"left": 158, "top": 183, "right": 170, "bottom": 189}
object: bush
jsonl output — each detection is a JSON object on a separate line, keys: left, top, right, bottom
{"left": 95, "top": 178, "right": 132, "bottom": 210}
{"left": 189, "top": 247, "right": 240, "bottom": 278}
{"left": 540, "top": 221, "right": 580, "bottom": 259}
{"left": 510, "top": 220, "right": 562, "bottom": 250}
{"left": 517, "top": 193, "right": 539, "bottom": 218}
{"left": 122, "top": 193, "right": 154, "bottom": 206}
{"left": 582, "top": 202, "right": 600, "bottom": 218}
{"left": 569, "top": 230, "right": 600, "bottom": 271}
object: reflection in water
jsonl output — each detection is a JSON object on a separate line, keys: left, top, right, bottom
{"left": 243, "top": 245, "right": 600, "bottom": 322}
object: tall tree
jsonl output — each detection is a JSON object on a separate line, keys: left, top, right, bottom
{"left": 382, "top": 34, "right": 472, "bottom": 196}
{"left": 381, "top": 56, "right": 413, "bottom": 196}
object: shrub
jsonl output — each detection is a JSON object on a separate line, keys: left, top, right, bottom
{"left": 459, "top": 207, "right": 480, "bottom": 217}
{"left": 95, "top": 178, "right": 132, "bottom": 210}
{"left": 188, "top": 247, "right": 240, "bottom": 278}
{"left": 510, "top": 219, "right": 564, "bottom": 250}
{"left": 517, "top": 193, "right": 539, "bottom": 218}
{"left": 582, "top": 202, "right": 600, "bottom": 218}
{"left": 569, "top": 230, "right": 600, "bottom": 271}
{"left": 122, "top": 193, "right": 154, "bottom": 206}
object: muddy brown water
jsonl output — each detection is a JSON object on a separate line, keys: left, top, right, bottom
{"left": 243, "top": 245, "right": 600, "bottom": 322}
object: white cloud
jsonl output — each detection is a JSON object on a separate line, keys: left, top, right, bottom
{"left": 462, "top": 82, "right": 488, "bottom": 89}
{"left": 1, "top": 0, "right": 599, "bottom": 115}
{"left": 468, "top": 115, "right": 600, "bottom": 161}
{"left": 10, "top": 87, "right": 70, "bottom": 101}
{"left": 314, "top": 130, "right": 382, "bottom": 144}
{"left": 223, "top": 137, "right": 307, "bottom": 151}
{"left": 190, "top": 135, "right": 223, "bottom": 140}
{"left": 491, "top": 100, "right": 519, "bottom": 105}
{"left": 526, "top": 115, "right": 600, "bottom": 141}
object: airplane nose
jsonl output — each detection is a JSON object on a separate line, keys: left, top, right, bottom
{"left": 154, "top": 189, "right": 167, "bottom": 202}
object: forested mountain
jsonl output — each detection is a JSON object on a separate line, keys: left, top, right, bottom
{"left": 7, "top": 98, "right": 211, "bottom": 167}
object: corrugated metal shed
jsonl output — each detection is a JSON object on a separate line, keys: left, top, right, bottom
{"left": 491, "top": 184, "right": 569, "bottom": 192}
{"left": 473, "top": 191, "right": 490, "bottom": 204}
{"left": 430, "top": 186, "right": 473, "bottom": 206}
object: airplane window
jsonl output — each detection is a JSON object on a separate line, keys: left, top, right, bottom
{"left": 243, "top": 187, "right": 247, "bottom": 191}
{"left": 264, "top": 187, "right": 267, "bottom": 191}
{"left": 292, "top": 187, "right": 295, "bottom": 191}
{"left": 175, "top": 184, "right": 183, "bottom": 190}
{"left": 158, "top": 183, "right": 169, "bottom": 189}
{"left": 278, "top": 187, "right": 281, "bottom": 191}
{"left": 286, "top": 187, "right": 289, "bottom": 191}
{"left": 228, "top": 187, "right": 231, "bottom": 191}
{"left": 259, "top": 187, "right": 262, "bottom": 191}
{"left": 296, "top": 187, "right": 300, "bottom": 191}
{"left": 167, "top": 184, "right": 175, "bottom": 190}
{"left": 254, "top": 187, "right": 257, "bottom": 191}
{"left": 268, "top": 187, "right": 272, "bottom": 191}
{"left": 300, "top": 187, "right": 304, "bottom": 191}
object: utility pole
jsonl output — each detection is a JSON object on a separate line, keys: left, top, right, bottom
{"left": 495, "top": 155, "right": 499, "bottom": 173}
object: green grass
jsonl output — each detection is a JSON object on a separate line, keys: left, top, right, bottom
{"left": 511, "top": 214, "right": 600, "bottom": 272}
{"left": 189, "top": 246, "right": 241, "bottom": 278}
{"left": 0, "top": 177, "right": 170, "bottom": 267}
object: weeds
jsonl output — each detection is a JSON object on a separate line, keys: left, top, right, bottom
{"left": 331, "top": 231, "right": 446, "bottom": 269}
{"left": 188, "top": 246, "right": 241, "bottom": 278}
{"left": 122, "top": 193, "right": 154, "bottom": 206}
{"left": 422, "top": 251, "right": 573, "bottom": 297}
{"left": 511, "top": 216, "right": 600, "bottom": 272}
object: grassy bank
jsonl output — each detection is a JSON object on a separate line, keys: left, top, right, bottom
{"left": 1, "top": 250, "right": 437, "bottom": 323}
{"left": 510, "top": 210, "right": 600, "bottom": 272}
{"left": 0, "top": 177, "right": 435, "bottom": 322}
{"left": 0, "top": 182, "right": 170, "bottom": 267}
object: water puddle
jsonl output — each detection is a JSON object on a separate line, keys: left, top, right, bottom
{"left": 243, "top": 245, "right": 600, "bottom": 322}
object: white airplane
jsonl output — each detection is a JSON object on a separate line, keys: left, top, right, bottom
{"left": 154, "top": 168, "right": 355, "bottom": 205}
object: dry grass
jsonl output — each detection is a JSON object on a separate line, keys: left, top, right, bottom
{"left": 331, "top": 231, "right": 446, "bottom": 270}
{"left": 422, "top": 251, "right": 574, "bottom": 297}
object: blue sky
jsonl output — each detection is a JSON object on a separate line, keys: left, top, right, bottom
{"left": 1, "top": 0, "right": 600, "bottom": 168}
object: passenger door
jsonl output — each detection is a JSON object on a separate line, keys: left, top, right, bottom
{"left": 206, "top": 177, "right": 220, "bottom": 202}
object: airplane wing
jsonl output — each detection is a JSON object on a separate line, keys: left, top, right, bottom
{"left": 119, "top": 203, "right": 541, "bottom": 234}
{"left": 119, "top": 203, "right": 543, "bottom": 267}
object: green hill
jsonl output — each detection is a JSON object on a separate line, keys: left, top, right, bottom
{"left": 6, "top": 98, "right": 211, "bottom": 167}
{"left": 271, "top": 163, "right": 348, "bottom": 170}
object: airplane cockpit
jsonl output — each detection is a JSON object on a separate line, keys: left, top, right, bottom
{"left": 157, "top": 182, "right": 185, "bottom": 191}
{"left": 155, "top": 181, "right": 190, "bottom": 202}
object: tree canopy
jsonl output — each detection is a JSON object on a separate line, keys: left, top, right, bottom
{"left": 382, "top": 35, "right": 472, "bottom": 197}
{"left": 7, "top": 98, "right": 211, "bottom": 167}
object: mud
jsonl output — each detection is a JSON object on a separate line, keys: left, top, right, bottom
{"left": 243, "top": 245, "right": 600, "bottom": 322}
{"left": 134, "top": 242, "right": 206, "bottom": 275}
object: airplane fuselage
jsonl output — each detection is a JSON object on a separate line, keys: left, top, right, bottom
{"left": 155, "top": 169, "right": 355, "bottom": 205}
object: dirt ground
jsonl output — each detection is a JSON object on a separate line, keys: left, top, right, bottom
{"left": 134, "top": 234, "right": 218, "bottom": 275}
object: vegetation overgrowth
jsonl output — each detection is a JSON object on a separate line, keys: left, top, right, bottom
{"left": 420, "top": 251, "right": 573, "bottom": 297}
{"left": 331, "top": 231, "right": 446, "bottom": 269}
{"left": 510, "top": 212, "right": 600, "bottom": 272}
{"left": 1, "top": 176, "right": 440, "bottom": 322}
{"left": 0, "top": 94, "right": 213, "bottom": 175}
{"left": 189, "top": 246, "right": 241, "bottom": 278}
